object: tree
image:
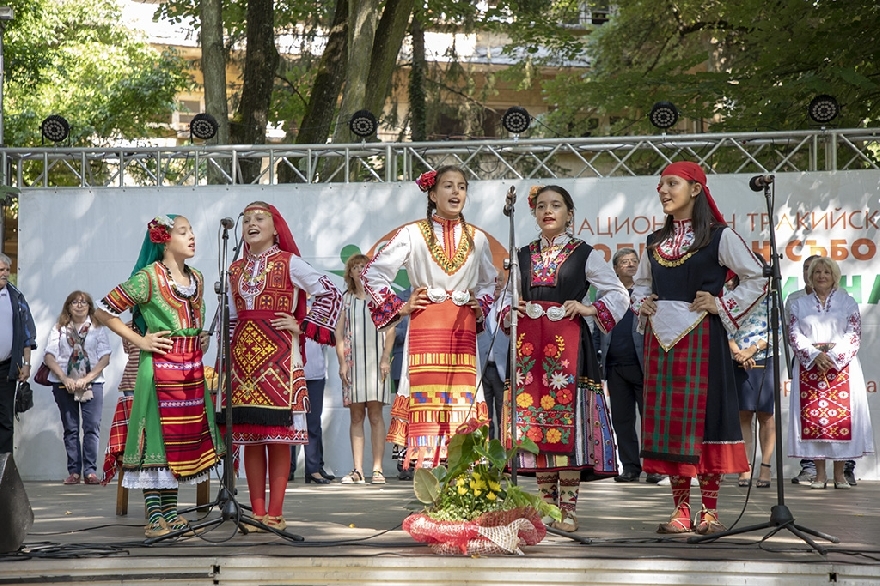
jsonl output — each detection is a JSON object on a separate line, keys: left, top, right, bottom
{"left": 509, "top": 0, "right": 880, "bottom": 136}
{"left": 4, "top": 0, "right": 190, "bottom": 147}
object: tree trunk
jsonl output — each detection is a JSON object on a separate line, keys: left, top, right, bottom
{"left": 409, "top": 14, "right": 427, "bottom": 143}
{"left": 278, "top": 0, "right": 349, "bottom": 183}
{"left": 230, "top": 0, "right": 279, "bottom": 184}
{"left": 330, "top": 0, "right": 380, "bottom": 145}
{"left": 200, "top": 0, "right": 230, "bottom": 184}
{"left": 364, "top": 0, "right": 415, "bottom": 118}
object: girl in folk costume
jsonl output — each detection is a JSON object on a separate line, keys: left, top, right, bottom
{"left": 96, "top": 215, "right": 224, "bottom": 538}
{"left": 361, "top": 166, "right": 497, "bottom": 469}
{"left": 500, "top": 185, "right": 629, "bottom": 533}
{"left": 225, "top": 201, "right": 341, "bottom": 531}
{"left": 633, "top": 162, "right": 766, "bottom": 535}
{"left": 787, "top": 257, "right": 874, "bottom": 489}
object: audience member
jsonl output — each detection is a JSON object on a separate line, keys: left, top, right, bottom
{"left": 336, "top": 254, "right": 395, "bottom": 485}
{"left": 0, "top": 253, "right": 36, "bottom": 456}
{"left": 477, "top": 276, "right": 509, "bottom": 440}
{"left": 595, "top": 248, "right": 662, "bottom": 484}
{"left": 785, "top": 254, "right": 856, "bottom": 485}
{"left": 44, "top": 291, "right": 111, "bottom": 485}
{"left": 787, "top": 257, "right": 874, "bottom": 489}
{"left": 726, "top": 269, "right": 775, "bottom": 489}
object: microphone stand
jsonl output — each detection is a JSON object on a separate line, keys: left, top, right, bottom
{"left": 502, "top": 186, "right": 521, "bottom": 485}
{"left": 147, "top": 220, "right": 304, "bottom": 543}
{"left": 687, "top": 178, "right": 837, "bottom": 553}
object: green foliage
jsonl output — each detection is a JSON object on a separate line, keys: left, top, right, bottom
{"left": 505, "top": 0, "right": 880, "bottom": 136}
{"left": 4, "top": 0, "right": 191, "bottom": 147}
{"left": 412, "top": 422, "right": 558, "bottom": 522}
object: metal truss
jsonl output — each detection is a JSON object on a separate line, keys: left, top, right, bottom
{"left": 4, "top": 128, "right": 879, "bottom": 190}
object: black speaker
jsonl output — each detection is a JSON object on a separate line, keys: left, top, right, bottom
{"left": 0, "top": 453, "right": 33, "bottom": 553}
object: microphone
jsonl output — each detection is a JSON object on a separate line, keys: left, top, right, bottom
{"left": 220, "top": 217, "right": 235, "bottom": 229}
{"left": 749, "top": 175, "right": 775, "bottom": 192}
{"left": 503, "top": 186, "right": 517, "bottom": 217}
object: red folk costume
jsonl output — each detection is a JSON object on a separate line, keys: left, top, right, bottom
{"left": 226, "top": 204, "right": 342, "bottom": 445}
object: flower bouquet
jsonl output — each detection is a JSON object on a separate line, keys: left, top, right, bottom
{"left": 403, "top": 419, "right": 561, "bottom": 555}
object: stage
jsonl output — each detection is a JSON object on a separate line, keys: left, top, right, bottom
{"left": 3, "top": 475, "right": 880, "bottom": 585}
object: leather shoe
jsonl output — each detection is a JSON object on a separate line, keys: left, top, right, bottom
{"left": 306, "top": 473, "right": 331, "bottom": 484}
{"left": 645, "top": 473, "right": 665, "bottom": 484}
{"left": 614, "top": 470, "right": 640, "bottom": 483}
{"left": 319, "top": 470, "right": 336, "bottom": 481}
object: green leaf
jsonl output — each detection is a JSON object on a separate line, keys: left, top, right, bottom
{"left": 413, "top": 468, "right": 440, "bottom": 504}
{"left": 517, "top": 436, "right": 540, "bottom": 455}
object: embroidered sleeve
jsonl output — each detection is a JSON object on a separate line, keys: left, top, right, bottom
{"left": 473, "top": 232, "right": 498, "bottom": 332}
{"left": 289, "top": 257, "right": 343, "bottom": 345}
{"left": 830, "top": 295, "right": 861, "bottom": 369}
{"left": 361, "top": 226, "right": 411, "bottom": 329}
{"left": 716, "top": 228, "right": 768, "bottom": 334}
{"left": 630, "top": 244, "right": 653, "bottom": 333}
{"left": 102, "top": 270, "right": 151, "bottom": 315}
{"left": 788, "top": 301, "right": 820, "bottom": 368}
{"left": 585, "top": 250, "right": 628, "bottom": 334}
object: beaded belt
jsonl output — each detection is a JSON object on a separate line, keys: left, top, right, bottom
{"left": 524, "top": 302, "right": 566, "bottom": 321}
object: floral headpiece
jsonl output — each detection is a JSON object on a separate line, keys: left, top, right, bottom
{"left": 527, "top": 185, "right": 545, "bottom": 210}
{"left": 147, "top": 215, "right": 174, "bottom": 244}
{"left": 416, "top": 169, "right": 438, "bottom": 193}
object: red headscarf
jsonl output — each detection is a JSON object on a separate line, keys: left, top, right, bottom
{"left": 659, "top": 161, "right": 726, "bottom": 225}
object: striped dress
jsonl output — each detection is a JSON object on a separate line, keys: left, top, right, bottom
{"left": 340, "top": 293, "right": 391, "bottom": 406}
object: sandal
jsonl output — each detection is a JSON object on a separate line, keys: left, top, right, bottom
{"left": 84, "top": 473, "right": 100, "bottom": 485}
{"left": 737, "top": 477, "right": 751, "bottom": 487}
{"left": 694, "top": 506, "right": 727, "bottom": 535}
{"left": 264, "top": 515, "right": 287, "bottom": 531}
{"left": 341, "top": 470, "right": 365, "bottom": 484}
{"left": 63, "top": 473, "right": 81, "bottom": 485}
{"left": 657, "top": 505, "right": 693, "bottom": 534}
{"left": 371, "top": 470, "right": 386, "bottom": 484}
{"left": 166, "top": 516, "right": 195, "bottom": 537}
{"left": 550, "top": 510, "right": 579, "bottom": 532}
{"left": 145, "top": 517, "right": 170, "bottom": 538}
{"left": 756, "top": 463, "right": 772, "bottom": 488}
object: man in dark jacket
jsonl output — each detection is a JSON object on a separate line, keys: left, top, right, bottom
{"left": 0, "top": 254, "right": 37, "bottom": 454}
{"left": 595, "top": 249, "right": 661, "bottom": 483}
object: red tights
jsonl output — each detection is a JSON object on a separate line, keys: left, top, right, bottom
{"left": 243, "top": 444, "right": 291, "bottom": 517}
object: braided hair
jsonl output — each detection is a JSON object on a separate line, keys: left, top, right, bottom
{"left": 424, "top": 165, "right": 475, "bottom": 248}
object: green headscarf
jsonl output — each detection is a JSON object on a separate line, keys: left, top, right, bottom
{"left": 130, "top": 214, "right": 179, "bottom": 334}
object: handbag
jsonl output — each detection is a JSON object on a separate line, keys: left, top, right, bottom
{"left": 34, "top": 362, "right": 51, "bottom": 386}
{"left": 14, "top": 381, "right": 33, "bottom": 418}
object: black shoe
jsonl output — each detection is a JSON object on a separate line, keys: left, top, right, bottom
{"left": 319, "top": 470, "right": 336, "bottom": 481}
{"left": 398, "top": 469, "right": 415, "bottom": 481}
{"left": 614, "top": 470, "right": 640, "bottom": 483}
{"left": 287, "top": 471, "right": 296, "bottom": 482}
{"left": 844, "top": 470, "right": 857, "bottom": 486}
{"left": 645, "top": 473, "right": 665, "bottom": 484}
{"left": 305, "top": 473, "right": 331, "bottom": 484}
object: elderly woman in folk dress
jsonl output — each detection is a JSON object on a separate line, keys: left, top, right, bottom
{"left": 360, "top": 166, "right": 497, "bottom": 471}
{"left": 500, "top": 185, "right": 629, "bottom": 533}
{"left": 787, "top": 256, "right": 874, "bottom": 489}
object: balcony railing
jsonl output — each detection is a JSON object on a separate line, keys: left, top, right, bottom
{"left": 3, "top": 128, "right": 878, "bottom": 190}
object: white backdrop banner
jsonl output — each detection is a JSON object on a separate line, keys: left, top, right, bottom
{"left": 14, "top": 170, "right": 880, "bottom": 481}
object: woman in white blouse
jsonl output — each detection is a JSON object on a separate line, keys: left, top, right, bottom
{"left": 44, "top": 291, "right": 111, "bottom": 485}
